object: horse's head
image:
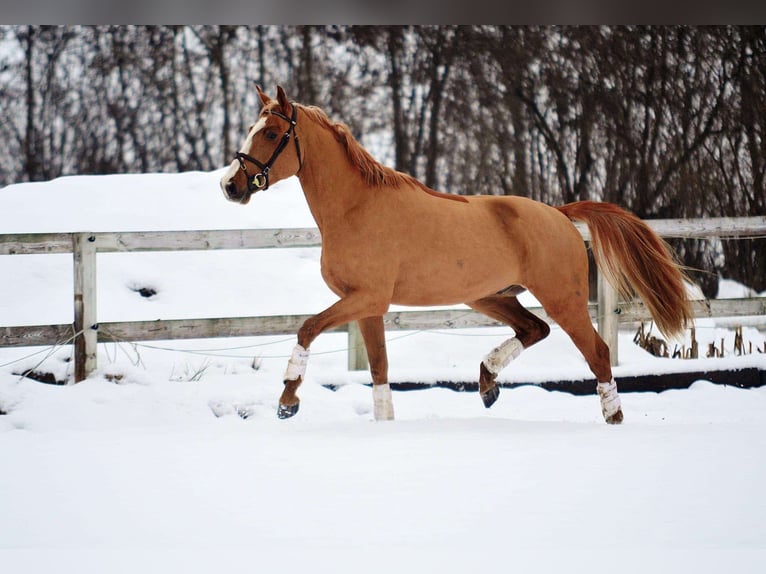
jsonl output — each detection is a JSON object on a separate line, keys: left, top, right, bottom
{"left": 220, "top": 85, "right": 302, "bottom": 204}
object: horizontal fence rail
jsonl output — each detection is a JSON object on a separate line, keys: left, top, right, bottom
{"left": 0, "top": 228, "right": 323, "bottom": 255}
{"left": 2, "top": 216, "right": 765, "bottom": 381}
{"left": 3, "top": 298, "right": 766, "bottom": 348}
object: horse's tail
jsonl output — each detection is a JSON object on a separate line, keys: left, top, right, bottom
{"left": 557, "top": 201, "right": 693, "bottom": 339}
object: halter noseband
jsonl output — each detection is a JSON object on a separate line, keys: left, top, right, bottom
{"left": 235, "top": 106, "right": 302, "bottom": 192}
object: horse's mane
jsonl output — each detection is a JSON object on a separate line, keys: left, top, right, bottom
{"left": 297, "top": 104, "right": 467, "bottom": 203}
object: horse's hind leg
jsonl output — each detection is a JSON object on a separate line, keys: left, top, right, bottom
{"left": 357, "top": 316, "right": 394, "bottom": 421}
{"left": 535, "top": 292, "right": 623, "bottom": 424}
{"left": 467, "top": 295, "right": 551, "bottom": 408}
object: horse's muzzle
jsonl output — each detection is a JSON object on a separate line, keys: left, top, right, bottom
{"left": 221, "top": 178, "right": 252, "bottom": 205}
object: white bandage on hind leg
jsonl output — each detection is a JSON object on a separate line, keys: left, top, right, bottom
{"left": 483, "top": 337, "right": 524, "bottom": 375}
{"left": 284, "top": 344, "right": 310, "bottom": 381}
{"left": 597, "top": 379, "right": 622, "bottom": 420}
{"left": 372, "top": 383, "right": 394, "bottom": 421}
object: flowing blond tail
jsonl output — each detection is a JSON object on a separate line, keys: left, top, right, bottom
{"left": 557, "top": 201, "right": 693, "bottom": 339}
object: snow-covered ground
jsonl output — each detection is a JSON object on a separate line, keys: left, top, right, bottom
{"left": 1, "top": 171, "right": 765, "bottom": 573}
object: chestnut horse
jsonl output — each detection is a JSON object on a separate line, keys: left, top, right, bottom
{"left": 220, "top": 86, "right": 692, "bottom": 424}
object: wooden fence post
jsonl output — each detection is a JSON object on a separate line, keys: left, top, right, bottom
{"left": 597, "top": 270, "right": 619, "bottom": 366}
{"left": 73, "top": 233, "right": 98, "bottom": 382}
{"left": 347, "top": 320, "right": 368, "bottom": 371}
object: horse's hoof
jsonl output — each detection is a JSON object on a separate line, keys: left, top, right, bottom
{"left": 277, "top": 402, "right": 300, "bottom": 419}
{"left": 481, "top": 385, "right": 500, "bottom": 409}
{"left": 605, "top": 408, "right": 624, "bottom": 425}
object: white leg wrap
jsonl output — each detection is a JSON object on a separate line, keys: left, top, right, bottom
{"left": 483, "top": 337, "right": 524, "bottom": 376}
{"left": 372, "top": 383, "right": 394, "bottom": 421}
{"left": 284, "top": 344, "right": 310, "bottom": 381}
{"left": 597, "top": 379, "right": 622, "bottom": 420}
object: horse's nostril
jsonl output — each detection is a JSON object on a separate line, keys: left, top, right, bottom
{"left": 225, "top": 181, "right": 236, "bottom": 195}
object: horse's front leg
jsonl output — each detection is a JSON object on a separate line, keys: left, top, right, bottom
{"left": 278, "top": 294, "right": 389, "bottom": 419}
{"left": 357, "top": 316, "right": 393, "bottom": 421}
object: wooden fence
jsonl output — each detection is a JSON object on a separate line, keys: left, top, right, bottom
{"left": 2, "top": 217, "right": 765, "bottom": 382}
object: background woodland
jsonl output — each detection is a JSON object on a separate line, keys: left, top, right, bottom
{"left": 1, "top": 25, "right": 764, "bottom": 295}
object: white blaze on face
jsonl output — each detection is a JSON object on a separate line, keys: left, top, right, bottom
{"left": 220, "top": 116, "right": 268, "bottom": 189}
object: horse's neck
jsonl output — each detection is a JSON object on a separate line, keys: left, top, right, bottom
{"left": 297, "top": 127, "right": 371, "bottom": 230}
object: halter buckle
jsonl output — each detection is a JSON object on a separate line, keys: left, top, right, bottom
{"left": 253, "top": 172, "right": 267, "bottom": 189}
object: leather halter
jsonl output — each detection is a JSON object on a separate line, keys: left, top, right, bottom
{"left": 234, "top": 106, "right": 302, "bottom": 192}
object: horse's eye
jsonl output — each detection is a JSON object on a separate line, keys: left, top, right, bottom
{"left": 265, "top": 130, "right": 278, "bottom": 141}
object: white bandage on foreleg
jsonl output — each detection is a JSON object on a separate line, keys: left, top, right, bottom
{"left": 372, "top": 383, "right": 394, "bottom": 421}
{"left": 284, "top": 344, "right": 310, "bottom": 381}
{"left": 483, "top": 337, "right": 524, "bottom": 375}
{"left": 597, "top": 379, "right": 622, "bottom": 420}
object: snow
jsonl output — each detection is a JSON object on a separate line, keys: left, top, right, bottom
{"left": 1, "top": 170, "right": 765, "bottom": 572}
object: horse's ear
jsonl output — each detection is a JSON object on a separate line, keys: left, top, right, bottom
{"left": 255, "top": 84, "right": 271, "bottom": 108}
{"left": 276, "top": 85, "right": 293, "bottom": 115}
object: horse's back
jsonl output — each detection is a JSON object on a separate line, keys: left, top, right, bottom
{"left": 387, "top": 191, "right": 586, "bottom": 305}
{"left": 465, "top": 194, "right": 583, "bottom": 249}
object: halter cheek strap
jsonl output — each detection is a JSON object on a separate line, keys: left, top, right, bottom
{"left": 235, "top": 106, "right": 302, "bottom": 192}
